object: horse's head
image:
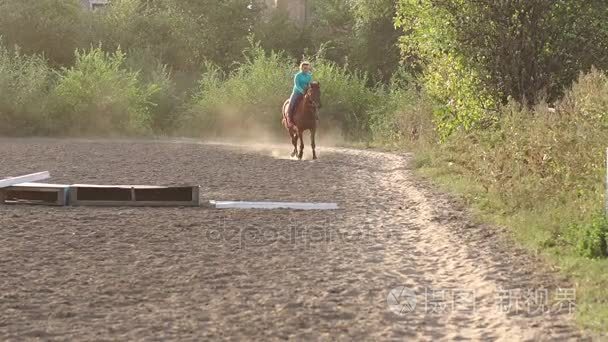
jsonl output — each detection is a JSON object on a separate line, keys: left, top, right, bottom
{"left": 305, "top": 81, "right": 322, "bottom": 109}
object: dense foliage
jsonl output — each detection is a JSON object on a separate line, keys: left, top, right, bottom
{"left": 396, "top": 0, "right": 608, "bottom": 137}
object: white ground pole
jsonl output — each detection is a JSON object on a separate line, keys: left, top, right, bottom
{"left": 0, "top": 171, "right": 50, "bottom": 188}
{"left": 210, "top": 201, "right": 339, "bottom": 210}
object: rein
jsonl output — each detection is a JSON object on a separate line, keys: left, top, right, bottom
{"left": 305, "top": 89, "right": 320, "bottom": 110}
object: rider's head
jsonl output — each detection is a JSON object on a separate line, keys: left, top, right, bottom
{"left": 300, "top": 61, "right": 311, "bottom": 73}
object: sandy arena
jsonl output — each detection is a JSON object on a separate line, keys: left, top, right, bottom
{"left": 0, "top": 138, "right": 587, "bottom": 340}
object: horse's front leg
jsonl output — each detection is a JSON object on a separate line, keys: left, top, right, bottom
{"left": 290, "top": 130, "right": 298, "bottom": 158}
{"left": 298, "top": 130, "right": 305, "bottom": 160}
{"left": 311, "top": 127, "right": 317, "bottom": 160}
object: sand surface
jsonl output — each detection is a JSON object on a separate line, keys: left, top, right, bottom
{"left": 0, "top": 138, "right": 588, "bottom": 340}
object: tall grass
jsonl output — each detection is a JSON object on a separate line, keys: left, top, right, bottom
{"left": 368, "top": 80, "right": 435, "bottom": 147}
{"left": 0, "top": 44, "right": 53, "bottom": 135}
{"left": 385, "top": 70, "right": 608, "bottom": 258}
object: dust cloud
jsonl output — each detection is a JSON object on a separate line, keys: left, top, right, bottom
{"left": 188, "top": 103, "right": 347, "bottom": 156}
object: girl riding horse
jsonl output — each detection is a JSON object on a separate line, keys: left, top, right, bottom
{"left": 282, "top": 62, "right": 321, "bottom": 160}
{"left": 286, "top": 61, "right": 313, "bottom": 128}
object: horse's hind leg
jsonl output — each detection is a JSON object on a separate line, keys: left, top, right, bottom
{"left": 298, "top": 130, "right": 304, "bottom": 160}
{"left": 311, "top": 127, "right": 317, "bottom": 160}
{"left": 290, "top": 130, "right": 298, "bottom": 157}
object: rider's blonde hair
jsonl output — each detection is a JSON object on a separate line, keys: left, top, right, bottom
{"left": 300, "top": 61, "right": 311, "bottom": 70}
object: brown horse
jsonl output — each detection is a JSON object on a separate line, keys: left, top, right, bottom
{"left": 282, "top": 82, "right": 321, "bottom": 160}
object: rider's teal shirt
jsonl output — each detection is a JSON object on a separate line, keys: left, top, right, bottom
{"left": 293, "top": 71, "right": 312, "bottom": 95}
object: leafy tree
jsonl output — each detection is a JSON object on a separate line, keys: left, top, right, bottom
{"left": 304, "top": 0, "right": 400, "bottom": 83}
{"left": 90, "top": 0, "right": 261, "bottom": 71}
{"left": 395, "top": 0, "right": 608, "bottom": 138}
{"left": 308, "top": 0, "right": 355, "bottom": 64}
{"left": 254, "top": 10, "right": 313, "bottom": 63}
{"left": 350, "top": 0, "right": 401, "bottom": 82}
{"left": 397, "top": 0, "right": 608, "bottom": 105}
{"left": 0, "top": 0, "right": 85, "bottom": 66}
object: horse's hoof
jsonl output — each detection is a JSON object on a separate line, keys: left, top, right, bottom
{"left": 312, "top": 155, "right": 317, "bottom": 160}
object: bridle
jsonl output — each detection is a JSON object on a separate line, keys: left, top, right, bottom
{"left": 305, "top": 86, "right": 321, "bottom": 110}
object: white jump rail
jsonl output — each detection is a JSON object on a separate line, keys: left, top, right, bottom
{"left": 0, "top": 171, "right": 50, "bottom": 188}
{"left": 210, "top": 200, "right": 339, "bottom": 210}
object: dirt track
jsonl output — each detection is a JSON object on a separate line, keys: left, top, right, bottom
{"left": 0, "top": 138, "right": 588, "bottom": 340}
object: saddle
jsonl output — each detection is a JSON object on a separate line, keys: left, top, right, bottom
{"left": 282, "top": 97, "right": 319, "bottom": 125}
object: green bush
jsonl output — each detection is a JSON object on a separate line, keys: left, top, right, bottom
{"left": 183, "top": 43, "right": 378, "bottom": 140}
{"left": 312, "top": 58, "right": 378, "bottom": 139}
{"left": 369, "top": 82, "right": 435, "bottom": 147}
{"left": 182, "top": 44, "right": 291, "bottom": 138}
{"left": 423, "top": 53, "right": 498, "bottom": 140}
{"left": 569, "top": 215, "right": 608, "bottom": 259}
{"left": 560, "top": 67, "right": 608, "bottom": 125}
{"left": 411, "top": 70, "right": 608, "bottom": 217}
{"left": 0, "top": 43, "right": 53, "bottom": 135}
{"left": 124, "top": 48, "right": 183, "bottom": 135}
{"left": 50, "top": 47, "right": 158, "bottom": 135}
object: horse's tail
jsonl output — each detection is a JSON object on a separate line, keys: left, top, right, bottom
{"left": 281, "top": 99, "right": 290, "bottom": 125}
{"left": 282, "top": 99, "right": 290, "bottom": 116}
